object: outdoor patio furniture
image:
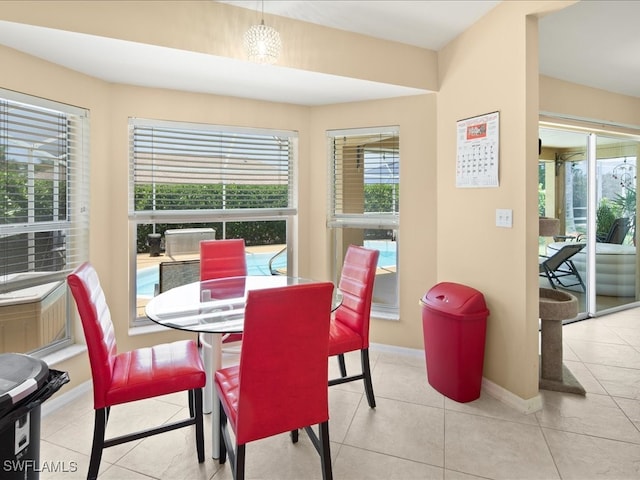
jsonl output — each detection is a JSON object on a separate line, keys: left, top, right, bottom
{"left": 539, "top": 243, "right": 586, "bottom": 292}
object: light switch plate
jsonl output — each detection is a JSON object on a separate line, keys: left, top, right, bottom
{"left": 496, "top": 208, "right": 513, "bottom": 228}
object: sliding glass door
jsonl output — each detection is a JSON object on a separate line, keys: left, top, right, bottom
{"left": 539, "top": 123, "right": 640, "bottom": 319}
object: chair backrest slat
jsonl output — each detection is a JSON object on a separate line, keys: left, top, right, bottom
{"left": 235, "top": 282, "right": 334, "bottom": 444}
{"left": 334, "top": 245, "right": 379, "bottom": 346}
{"left": 67, "top": 262, "right": 116, "bottom": 409}
{"left": 200, "top": 239, "right": 248, "bottom": 280}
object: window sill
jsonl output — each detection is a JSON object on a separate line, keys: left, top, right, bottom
{"left": 128, "top": 322, "right": 174, "bottom": 337}
{"left": 372, "top": 310, "right": 400, "bottom": 321}
{"left": 41, "top": 325, "right": 174, "bottom": 366}
{"left": 42, "top": 343, "right": 87, "bottom": 368}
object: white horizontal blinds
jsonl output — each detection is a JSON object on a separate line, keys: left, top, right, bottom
{"left": 0, "top": 93, "right": 89, "bottom": 293}
{"left": 131, "top": 121, "right": 294, "bottom": 215}
{"left": 328, "top": 126, "right": 399, "bottom": 227}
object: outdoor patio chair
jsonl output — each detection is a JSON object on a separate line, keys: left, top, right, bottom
{"left": 598, "top": 217, "right": 630, "bottom": 244}
{"left": 575, "top": 217, "right": 630, "bottom": 245}
{"left": 154, "top": 259, "right": 201, "bottom": 295}
{"left": 539, "top": 243, "right": 586, "bottom": 292}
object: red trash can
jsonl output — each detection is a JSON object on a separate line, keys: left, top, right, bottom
{"left": 420, "top": 282, "right": 489, "bottom": 402}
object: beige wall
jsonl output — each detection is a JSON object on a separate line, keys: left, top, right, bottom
{"left": 435, "top": 0, "right": 639, "bottom": 402}
{"left": 436, "top": 1, "right": 573, "bottom": 402}
{"left": 1, "top": 1, "right": 639, "bottom": 404}
{"left": 0, "top": 1, "right": 437, "bottom": 91}
{"left": 540, "top": 75, "right": 640, "bottom": 128}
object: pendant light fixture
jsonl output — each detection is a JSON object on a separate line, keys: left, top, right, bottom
{"left": 244, "top": 0, "right": 281, "bottom": 65}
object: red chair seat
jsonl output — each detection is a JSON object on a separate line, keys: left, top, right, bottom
{"left": 106, "top": 340, "right": 206, "bottom": 407}
{"left": 328, "top": 321, "right": 362, "bottom": 357}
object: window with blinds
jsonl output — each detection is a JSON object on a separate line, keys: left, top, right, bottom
{"left": 0, "top": 90, "right": 90, "bottom": 355}
{"left": 129, "top": 119, "right": 297, "bottom": 323}
{"left": 129, "top": 119, "right": 295, "bottom": 219}
{"left": 327, "top": 126, "right": 400, "bottom": 319}
{"left": 328, "top": 126, "right": 399, "bottom": 228}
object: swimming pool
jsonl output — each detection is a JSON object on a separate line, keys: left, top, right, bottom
{"left": 367, "top": 240, "right": 397, "bottom": 268}
{"left": 136, "top": 251, "right": 285, "bottom": 298}
{"left": 136, "top": 241, "right": 396, "bottom": 298}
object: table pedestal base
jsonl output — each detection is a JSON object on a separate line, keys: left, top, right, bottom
{"left": 200, "top": 332, "right": 222, "bottom": 459}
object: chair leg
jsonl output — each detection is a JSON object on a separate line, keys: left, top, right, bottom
{"left": 291, "top": 429, "right": 299, "bottom": 443}
{"left": 88, "top": 408, "right": 108, "bottom": 480}
{"left": 568, "top": 261, "right": 586, "bottom": 292}
{"left": 188, "top": 389, "right": 195, "bottom": 418}
{"left": 193, "top": 388, "right": 205, "bottom": 463}
{"left": 236, "top": 444, "right": 246, "bottom": 480}
{"left": 319, "top": 421, "right": 333, "bottom": 480}
{"left": 543, "top": 269, "right": 556, "bottom": 289}
{"left": 218, "top": 401, "right": 228, "bottom": 465}
{"left": 337, "top": 353, "right": 347, "bottom": 377}
{"left": 361, "top": 349, "right": 376, "bottom": 408}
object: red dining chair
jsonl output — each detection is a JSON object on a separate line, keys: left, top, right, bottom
{"left": 215, "top": 282, "right": 335, "bottom": 480}
{"left": 67, "top": 262, "right": 205, "bottom": 480}
{"left": 200, "top": 238, "right": 247, "bottom": 345}
{"left": 328, "top": 245, "right": 380, "bottom": 408}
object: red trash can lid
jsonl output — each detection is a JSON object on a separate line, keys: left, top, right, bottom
{"left": 0, "top": 353, "right": 49, "bottom": 415}
{"left": 421, "top": 282, "right": 489, "bottom": 317}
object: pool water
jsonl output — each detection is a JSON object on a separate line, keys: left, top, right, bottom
{"left": 367, "top": 240, "right": 396, "bottom": 268}
{"left": 137, "top": 241, "right": 396, "bottom": 298}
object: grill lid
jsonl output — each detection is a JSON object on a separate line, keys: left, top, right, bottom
{"left": 0, "top": 353, "right": 49, "bottom": 416}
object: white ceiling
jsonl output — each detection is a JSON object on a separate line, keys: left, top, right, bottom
{"left": 0, "top": 1, "right": 497, "bottom": 105}
{"left": 220, "top": 0, "right": 502, "bottom": 51}
{"left": 538, "top": 0, "right": 640, "bottom": 100}
{"left": 0, "top": 1, "right": 637, "bottom": 106}
{"left": 0, "top": 18, "right": 428, "bottom": 106}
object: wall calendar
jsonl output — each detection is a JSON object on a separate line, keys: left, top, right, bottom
{"left": 456, "top": 111, "right": 500, "bottom": 188}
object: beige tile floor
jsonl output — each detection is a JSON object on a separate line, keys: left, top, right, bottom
{"left": 39, "top": 308, "right": 640, "bottom": 479}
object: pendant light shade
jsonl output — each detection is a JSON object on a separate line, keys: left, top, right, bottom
{"left": 244, "top": 0, "right": 281, "bottom": 65}
{"left": 244, "top": 20, "right": 281, "bottom": 65}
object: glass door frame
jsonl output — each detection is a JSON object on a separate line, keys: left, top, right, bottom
{"left": 540, "top": 119, "right": 640, "bottom": 320}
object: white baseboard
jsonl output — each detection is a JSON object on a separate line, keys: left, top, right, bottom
{"left": 370, "top": 342, "right": 424, "bottom": 358}
{"left": 482, "top": 377, "right": 543, "bottom": 414}
{"left": 41, "top": 380, "right": 92, "bottom": 418}
{"left": 40, "top": 347, "right": 543, "bottom": 417}
{"left": 370, "top": 343, "right": 542, "bottom": 413}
